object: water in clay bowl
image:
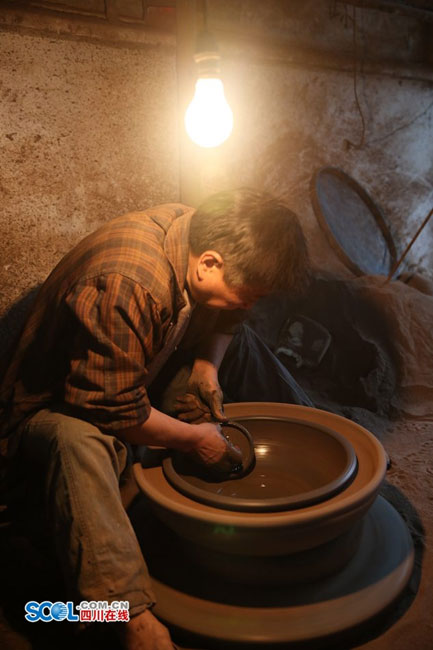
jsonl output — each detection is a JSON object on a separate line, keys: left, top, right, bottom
{"left": 163, "top": 417, "right": 358, "bottom": 512}
{"left": 134, "top": 403, "right": 388, "bottom": 556}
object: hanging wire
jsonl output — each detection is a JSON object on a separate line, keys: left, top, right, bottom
{"left": 202, "top": 0, "right": 209, "bottom": 31}
{"left": 345, "top": 3, "right": 366, "bottom": 149}
{"left": 340, "top": 1, "right": 433, "bottom": 149}
{"left": 366, "top": 99, "right": 433, "bottom": 146}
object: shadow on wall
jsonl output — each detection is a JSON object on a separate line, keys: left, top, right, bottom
{"left": 0, "top": 287, "right": 41, "bottom": 373}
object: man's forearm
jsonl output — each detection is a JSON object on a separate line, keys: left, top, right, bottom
{"left": 193, "top": 332, "right": 233, "bottom": 375}
{"left": 116, "top": 407, "right": 198, "bottom": 450}
{"left": 116, "top": 406, "right": 236, "bottom": 469}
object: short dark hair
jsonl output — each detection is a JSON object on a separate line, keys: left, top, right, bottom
{"left": 189, "top": 188, "right": 311, "bottom": 295}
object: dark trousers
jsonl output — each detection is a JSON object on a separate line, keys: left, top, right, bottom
{"left": 220, "top": 323, "right": 313, "bottom": 406}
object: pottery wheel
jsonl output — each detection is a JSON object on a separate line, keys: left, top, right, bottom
{"left": 149, "top": 497, "right": 413, "bottom": 646}
{"left": 163, "top": 417, "right": 358, "bottom": 512}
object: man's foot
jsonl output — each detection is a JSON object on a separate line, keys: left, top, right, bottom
{"left": 118, "top": 608, "right": 174, "bottom": 650}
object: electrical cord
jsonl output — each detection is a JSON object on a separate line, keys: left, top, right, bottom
{"left": 339, "top": 1, "right": 433, "bottom": 150}
{"left": 366, "top": 99, "right": 433, "bottom": 146}
{"left": 344, "top": 4, "right": 367, "bottom": 150}
{"left": 201, "top": 0, "right": 209, "bottom": 31}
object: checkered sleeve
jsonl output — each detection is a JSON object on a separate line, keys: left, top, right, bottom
{"left": 63, "top": 274, "right": 160, "bottom": 433}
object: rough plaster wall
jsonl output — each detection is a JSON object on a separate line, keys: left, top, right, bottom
{"left": 0, "top": 24, "right": 179, "bottom": 321}
{"left": 218, "top": 63, "right": 433, "bottom": 275}
{"left": 199, "top": 0, "right": 433, "bottom": 278}
{"left": 1, "top": 0, "right": 433, "bottom": 338}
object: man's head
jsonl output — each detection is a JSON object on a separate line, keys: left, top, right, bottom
{"left": 186, "top": 188, "right": 311, "bottom": 309}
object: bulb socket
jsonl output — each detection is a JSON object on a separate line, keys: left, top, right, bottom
{"left": 194, "top": 30, "right": 221, "bottom": 78}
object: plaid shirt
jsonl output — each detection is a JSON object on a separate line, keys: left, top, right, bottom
{"left": 0, "top": 203, "right": 240, "bottom": 441}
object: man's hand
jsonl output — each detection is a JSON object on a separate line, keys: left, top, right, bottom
{"left": 117, "top": 407, "right": 243, "bottom": 475}
{"left": 174, "top": 360, "right": 225, "bottom": 423}
{"left": 118, "top": 609, "right": 173, "bottom": 650}
{"left": 190, "top": 421, "right": 243, "bottom": 474}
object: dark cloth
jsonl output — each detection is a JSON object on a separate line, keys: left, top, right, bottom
{"left": 220, "top": 323, "right": 314, "bottom": 407}
{"left": 0, "top": 204, "right": 242, "bottom": 449}
{"left": 152, "top": 323, "right": 314, "bottom": 415}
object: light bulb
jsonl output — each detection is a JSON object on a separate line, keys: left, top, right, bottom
{"left": 184, "top": 78, "right": 233, "bottom": 148}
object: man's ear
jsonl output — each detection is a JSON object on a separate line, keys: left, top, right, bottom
{"left": 197, "top": 251, "right": 223, "bottom": 277}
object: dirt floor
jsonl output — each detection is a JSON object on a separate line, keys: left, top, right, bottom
{"left": 358, "top": 417, "right": 433, "bottom": 650}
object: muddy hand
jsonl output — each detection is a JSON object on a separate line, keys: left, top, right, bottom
{"left": 174, "top": 392, "right": 213, "bottom": 423}
{"left": 191, "top": 421, "right": 243, "bottom": 474}
{"left": 174, "top": 368, "right": 225, "bottom": 423}
{"left": 211, "top": 434, "right": 244, "bottom": 475}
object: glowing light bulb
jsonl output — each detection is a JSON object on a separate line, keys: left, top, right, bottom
{"left": 184, "top": 78, "right": 233, "bottom": 148}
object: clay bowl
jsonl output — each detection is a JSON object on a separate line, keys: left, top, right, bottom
{"left": 134, "top": 403, "right": 387, "bottom": 557}
{"left": 163, "top": 417, "right": 358, "bottom": 512}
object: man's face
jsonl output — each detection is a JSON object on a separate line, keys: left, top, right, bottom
{"left": 187, "top": 251, "right": 262, "bottom": 310}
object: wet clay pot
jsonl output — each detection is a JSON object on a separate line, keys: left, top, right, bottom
{"left": 133, "top": 404, "right": 414, "bottom": 647}
{"left": 163, "top": 416, "right": 358, "bottom": 512}
{"left": 146, "top": 497, "right": 413, "bottom": 646}
{"left": 177, "top": 518, "right": 364, "bottom": 586}
{"left": 134, "top": 403, "right": 387, "bottom": 556}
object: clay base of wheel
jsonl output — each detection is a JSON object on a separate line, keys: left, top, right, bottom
{"left": 148, "top": 497, "right": 413, "bottom": 646}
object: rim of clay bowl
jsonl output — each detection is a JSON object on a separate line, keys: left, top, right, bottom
{"left": 162, "top": 419, "right": 256, "bottom": 486}
{"left": 162, "top": 416, "right": 358, "bottom": 512}
{"left": 134, "top": 403, "right": 387, "bottom": 528}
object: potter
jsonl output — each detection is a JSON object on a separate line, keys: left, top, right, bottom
{"left": 0, "top": 188, "right": 311, "bottom": 650}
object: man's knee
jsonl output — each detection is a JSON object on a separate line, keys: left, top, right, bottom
{"left": 24, "top": 409, "right": 101, "bottom": 451}
{"left": 20, "top": 408, "right": 128, "bottom": 485}
{"left": 21, "top": 409, "right": 128, "bottom": 473}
